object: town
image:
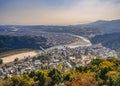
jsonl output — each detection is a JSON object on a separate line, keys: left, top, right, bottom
{"left": 0, "top": 44, "right": 118, "bottom": 79}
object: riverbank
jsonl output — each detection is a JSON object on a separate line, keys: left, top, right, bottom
{"left": 65, "top": 34, "right": 92, "bottom": 48}
{"left": 1, "top": 51, "right": 38, "bottom": 64}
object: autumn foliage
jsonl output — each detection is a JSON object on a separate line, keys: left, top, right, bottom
{"left": 0, "top": 58, "right": 120, "bottom": 86}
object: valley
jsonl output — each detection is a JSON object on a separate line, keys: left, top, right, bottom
{"left": 0, "top": 20, "right": 120, "bottom": 85}
{"left": 0, "top": 0, "right": 120, "bottom": 85}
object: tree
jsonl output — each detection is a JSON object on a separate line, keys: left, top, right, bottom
{"left": 14, "top": 58, "right": 19, "bottom": 62}
{"left": 91, "top": 58, "right": 104, "bottom": 66}
{"left": 99, "top": 67, "right": 109, "bottom": 84}
{"left": 11, "top": 76, "right": 22, "bottom": 86}
{"left": 0, "top": 58, "right": 3, "bottom": 64}
{"left": 76, "top": 66, "right": 83, "bottom": 72}
{"left": 107, "top": 73, "right": 120, "bottom": 86}
{"left": 35, "top": 71, "right": 46, "bottom": 86}
{"left": 64, "top": 74, "right": 70, "bottom": 81}
{"left": 11, "top": 74, "right": 36, "bottom": 86}
{"left": 65, "top": 73, "right": 98, "bottom": 86}
{"left": 48, "top": 69, "right": 63, "bottom": 86}
{"left": 29, "top": 71, "right": 36, "bottom": 78}
{"left": 0, "top": 79, "right": 12, "bottom": 86}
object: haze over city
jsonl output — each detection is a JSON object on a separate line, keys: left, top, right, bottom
{"left": 0, "top": 0, "right": 120, "bottom": 25}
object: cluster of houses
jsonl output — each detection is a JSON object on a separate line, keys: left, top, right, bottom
{"left": 0, "top": 44, "right": 118, "bottom": 79}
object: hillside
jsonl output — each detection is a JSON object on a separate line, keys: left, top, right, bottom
{"left": 0, "top": 35, "right": 49, "bottom": 53}
{"left": 91, "top": 32, "right": 120, "bottom": 52}
{"left": 86, "top": 19, "right": 120, "bottom": 34}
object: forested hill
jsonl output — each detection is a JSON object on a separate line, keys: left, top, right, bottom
{"left": 91, "top": 32, "right": 120, "bottom": 52}
{"left": 0, "top": 35, "right": 49, "bottom": 53}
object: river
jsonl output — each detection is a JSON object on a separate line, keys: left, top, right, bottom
{"left": 1, "top": 34, "right": 92, "bottom": 63}
{"left": 47, "top": 34, "right": 92, "bottom": 49}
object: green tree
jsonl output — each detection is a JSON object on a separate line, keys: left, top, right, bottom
{"left": 11, "top": 76, "right": 22, "bottom": 86}
{"left": 99, "top": 67, "right": 109, "bottom": 84}
{"left": 35, "top": 71, "right": 46, "bottom": 86}
{"left": 0, "top": 58, "right": 3, "bottom": 64}
{"left": 48, "top": 69, "right": 62, "bottom": 86}
{"left": 91, "top": 58, "right": 104, "bottom": 66}
{"left": 115, "top": 74, "right": 120, "bottom": 86}
{"left": 76, "top": 66, "right": 83, "bottom": 72}
{"left": 29, "top": 71, "right": 36, "bottom": 78}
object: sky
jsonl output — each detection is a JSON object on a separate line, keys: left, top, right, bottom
{"left": 0, "top": 0, "right": 120, "bottom": 25}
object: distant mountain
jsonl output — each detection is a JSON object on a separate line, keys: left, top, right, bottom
{"left": 84, "top": 19, "right": 120, "bottom": 34}
{"left": 0, "top": 19, "right": 120, "bottom": 37}
{"left": 41, "top": 19, "right": 120, "bottom": 36}
{"left": 86, "top": 20, "right": 108, "bottom": 25}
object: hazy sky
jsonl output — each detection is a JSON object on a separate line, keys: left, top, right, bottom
{"left": 0, "top": 0, "right": 120, "bottom": 25}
